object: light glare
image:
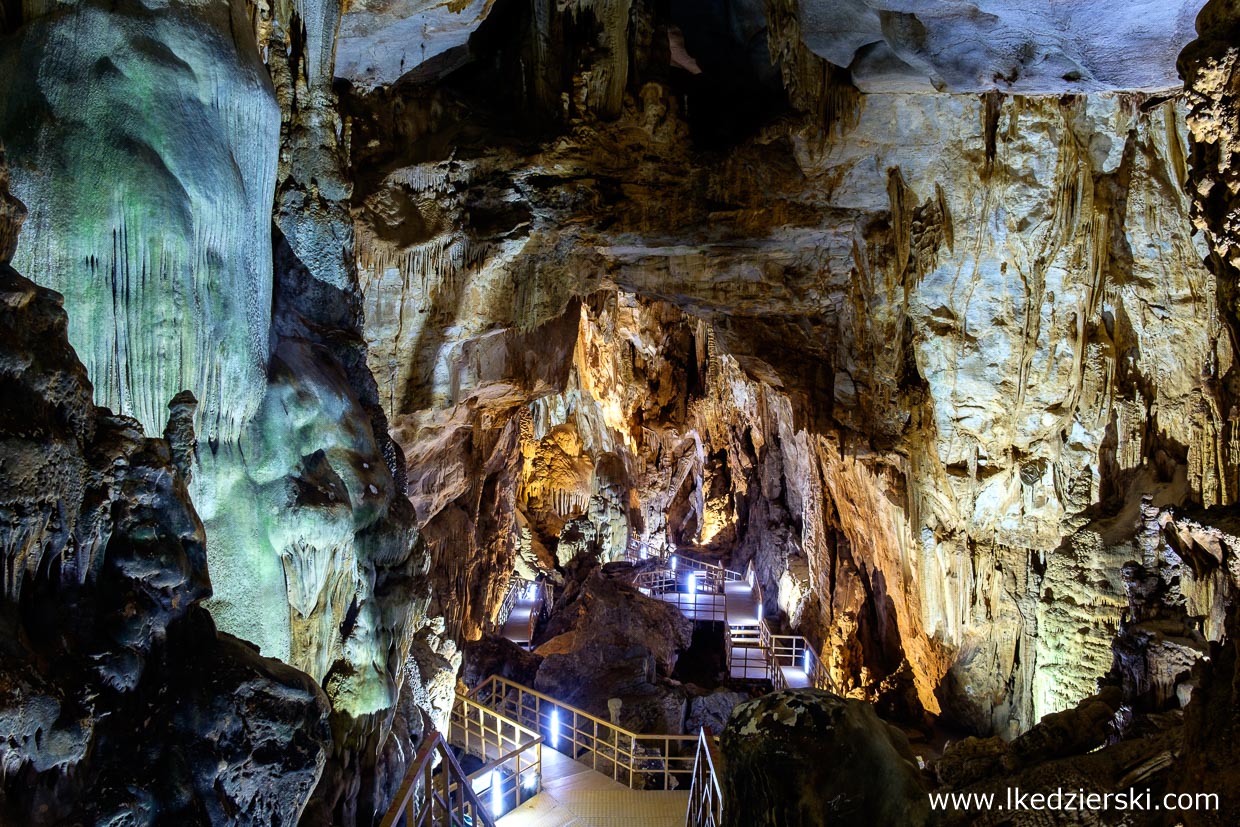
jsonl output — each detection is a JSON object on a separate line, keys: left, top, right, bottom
{"left": 489, "top": 770, "right": 503, "bottom": 816}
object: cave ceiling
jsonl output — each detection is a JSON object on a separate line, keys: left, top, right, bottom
{"left": 339, "top": 0, "right": 1207, "bottom": 93}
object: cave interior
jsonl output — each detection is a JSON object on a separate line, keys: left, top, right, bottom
{"left": 4, "top": 0, "right": 1240, "bottom": 825}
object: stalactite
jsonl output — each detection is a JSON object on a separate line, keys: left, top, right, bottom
{"left": 762, "top": 0, "right": 861, "bottom": 131}
{"left": 5, "top": 0, "right": 281, "bottom": 444}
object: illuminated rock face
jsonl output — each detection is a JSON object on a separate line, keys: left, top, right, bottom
{"left": 338, "top": 0, "right": 497, "bottom": 89}
{"left": 0, "top": 0, "right": 279, "bottom": 445}
{"left": 0, "top": 163, "right": 331, "bottom": 824}
{"left": 347, "top": 0, "right": 1236, "bottom": 736}
{"left": 1, "top": 1, "right": 441, "bottom": 823}
{"left": 796, "top": 0, "right": 1206, "bottom": 94}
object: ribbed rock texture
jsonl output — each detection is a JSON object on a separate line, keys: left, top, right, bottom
{"left": 1, "top": 1, "right": 447, "bottom": 824}
{"left": 0, "top": 0, "right": 279, "bottom": 444}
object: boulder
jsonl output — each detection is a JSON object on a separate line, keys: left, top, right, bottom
{"left": 720, "top": 690, "right": 929, "bottom": 827}
{"left": 685, "top": 689, "right": 749, "bottom": 736}
{"left": 532, "top": 564, "right": 693, "bottom": 732}
{"left": 462, "top": 634, "right": 543, "bottom": 689}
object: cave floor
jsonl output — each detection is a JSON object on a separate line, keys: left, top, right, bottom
{"left": 496, "top": 747, "right": 688, "bottom": 827}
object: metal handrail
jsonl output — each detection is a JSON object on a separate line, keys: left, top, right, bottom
{"left": 470, "top": 675, "right": 699, "bottom": 790}
{"left": 634, "top": 568, "right": 678, "bottom": 594}
{"left": 379, "top": 730, "right": 497, "bottom": 827}
{"left": 657, "top": 590, "right": 727, "bottom": 622}
{"left": 742, "top": 562, "right": 833, "bottom": 691}
{"left": 525, "top": 579, "right": 554, "bottom": 645}
{"left": 449, "top": 693, "right": 544, "bottom": 817}
{"left": 671, "top": 553, "right": 745, "bottom": 582}
{"left": 492, "top": 575, "right": 527, "bottom": 632}
{"left": 685, "top": 728, "right": 725, "bottom": 827}
{"left": 634, "top": 564, "right": 727, "bottom": 622}
{"left": 492, "top": 577, "right": 550, "bottom": 648}
{"left": 767, "top": 633, "right": 831, "bottom": 691}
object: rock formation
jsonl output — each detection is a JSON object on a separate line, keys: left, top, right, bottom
{"left": 343, "top": 0, "right": 1236, "bottom": 740}
{"left": 0, "top": 159, "right": 331, "bottom": 825}
{"left": 532, "top": 561, "right": 694, "bottom": 733}
{"left": 719, "top": 689, "right": 930, "bottom": 826}
{"left": 6, "top": 0, "right": 1240, "bottom": 823}
{"left": 1, "top": 0, "right": 440, "bottom": 822}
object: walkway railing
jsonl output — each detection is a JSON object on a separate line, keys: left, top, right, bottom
{"left": 491, "top": 575, "right": 526, "bottom": 633}
{"left": 379, "top": 731, "right": 497, "bottom": 827}
{"left": 634, "top": 567, "right": 678, "bottom": 594}
{"left": 633, "top": 557, "right": 833, "bottom": 688}
{"left": 492, "top": 577, "right": 553, "bottom": 649}
{"left": 514, "top": 579, "right": 551, "bottom": 646}
{"left": 635, "top": 562, "right": 725, "bottom": 597}
{"left": 685, "top": 728, "right": 725, "bottom": 827}
{"left": 744, "top": 562, "right": 833, "bottom": 694}
{"left": 470, "top": 675, "right": 699, "bottom": 790}
{"left": 449, "top": 693, "right": 543, "bottom": 817}
{"left": 670, "top": 552, "right": 745, "bottom": 582}
{"left": 625, "top": 538, "right": 651, "bottom": 562}
{"left": 657, "top": 590, "right": 727, "bottom": 622}
{"left": 724, "top": 621, "right": 768, "bottom": 679}
{"left": 766, "top": 631, "right": 831, "bottom": 691}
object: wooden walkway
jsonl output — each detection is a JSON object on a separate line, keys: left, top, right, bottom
{"left": 495, "top": 749, "right": 687, "bottom": 827}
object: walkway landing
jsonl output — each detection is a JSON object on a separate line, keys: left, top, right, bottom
{"left": 502, "top": 597, "right": 538, "bottom": 647}
{"left": 723, "top": 580, "right": 759, "bottom": 626}
{"left": 652, "top": 591, "right": 725, "bottom": 622}
{"left": 496, "top": 749, "right": 688, "bottom": 827}
{"left": 780, "top": 667, "right": 810, "bottom": 688}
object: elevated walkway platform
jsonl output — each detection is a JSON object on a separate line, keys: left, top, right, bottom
{"left": 496, "top": 749, "right": 687, "bottom": 827}
{"left": 502, "top": 598, "right": 537, "bottom": 647}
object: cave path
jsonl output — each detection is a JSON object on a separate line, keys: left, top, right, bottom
{"left": 496, "top": 747, "right": 688, "bottom": 826}
{"left": 647, "top": 561, "right": 814, "bottom": 689}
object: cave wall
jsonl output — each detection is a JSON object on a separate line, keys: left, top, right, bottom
{"left": 5, "top": 0, "right": 1240, "bottom": 822}
{"left": 0, "top": 152, "right": 332, "bottom": 826}
{"left": 0, "top": 0, "right": 448, "bottom": 823}
{"left": 346, "top": 0, "right": 1235, "bottom": 737}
